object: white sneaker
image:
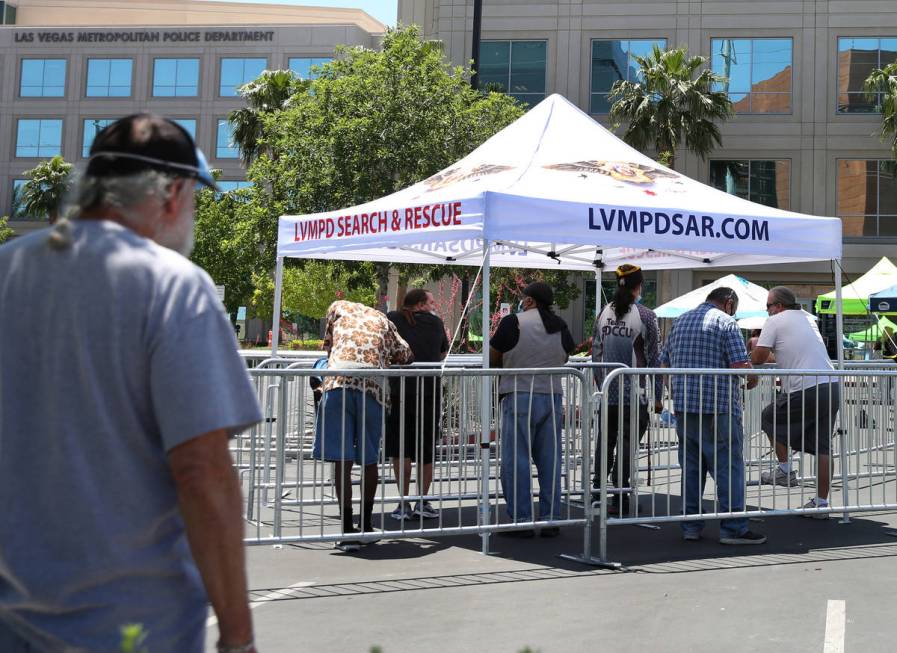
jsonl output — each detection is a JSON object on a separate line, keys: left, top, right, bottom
{"left": 760, "top": 468, "right": 799, "bottom": 487}
{"left": 801, "top": 498, "right": 830, "bottom": 519}
{"left": 390, "top": 503, "right": 414, "bottom": 521}
{"left": 413, "top": 501, "right": 440, "bottom": 519}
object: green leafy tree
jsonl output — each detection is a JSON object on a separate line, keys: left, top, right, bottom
{"left": 282, "top": 260, "right": 377, "bottom": 319}
{"left": 608, "top": 44, "right": 733, "bottom": 170}
{"left": 865, "top": 61, "right": 897, "bottom": 158}
{"left": 0, "top": 216, "right": 14, "bottom": 244}
{"left": 19, "top": 155, "right": 74, "bottom": 223}
{"left": 190, "top": 182, "right": 267, "bottom": 315}
{"left": 243, "top": 25, "right": 524, "bottom": 315}
{"left": 228, "top": 69, "right": 305, "bottom": 167}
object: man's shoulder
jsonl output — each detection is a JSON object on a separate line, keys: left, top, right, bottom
{"left": 498, "top": 313, "right": 520, "bottom": 328}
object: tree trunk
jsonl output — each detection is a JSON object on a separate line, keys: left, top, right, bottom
{"left": 375, "top": 262, "right": 390, "bottom": 312}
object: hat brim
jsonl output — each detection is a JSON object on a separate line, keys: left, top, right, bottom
{"left": 193, "top": 148, "right": 219, "bottom": 191}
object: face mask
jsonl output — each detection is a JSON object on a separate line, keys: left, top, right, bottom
{"left": 634, "top": 295, "right": 642, "bottom": 304}
{"left": 517, "top": 301, "right": 525, "bottom": 313}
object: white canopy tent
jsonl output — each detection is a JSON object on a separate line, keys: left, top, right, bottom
{"left": 655, "top": 274, "right": 770, "bottom": 321}
{"left": 275, "top": 93, "right": 844, "bottom": 361}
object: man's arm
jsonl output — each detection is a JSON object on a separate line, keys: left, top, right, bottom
{"left": 730, "top": 360, "right": 758, "bottom": 389}
{"left": 169, "top": 430, "right": 255, "bottom": 652}
{"left": 750, "top": 345, "right": 772, "bottom": 366}
{"left": 490, "top": 346, "right": 503, "bottom": 368}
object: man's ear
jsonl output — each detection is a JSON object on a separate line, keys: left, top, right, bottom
{"left": 161, "top": 177, "right": 189, "bottom": 218}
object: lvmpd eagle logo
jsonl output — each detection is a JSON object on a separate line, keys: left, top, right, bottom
{"left": 543, "top": 160, "right": 679, "bottom": 186}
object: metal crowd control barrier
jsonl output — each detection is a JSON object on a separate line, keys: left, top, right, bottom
{"left": 233, "top": 365, "right": 594, "bottom": 553}
{"left": 566, "top": 366, "right": 897, "bottom": 567}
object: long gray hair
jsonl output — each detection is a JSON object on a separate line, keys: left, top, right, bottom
{"left": 47, "top": 169, "right": 177, "bottom": 250}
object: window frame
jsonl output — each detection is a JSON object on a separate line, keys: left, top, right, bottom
{"left": 588, "top": 38, "right": 668, "bottom": 115}
{"left": 835, "top": 36, "right": 897, "bottom": 115}
{"left": 837, "top": 158, "right": 897, "bottom": 241}
{"left": 19, "top": 57, "right": 67, "bottom": 98}
{"left": 477, "top": 39, "right": 548, "bottom": 106}
{"left": 710, "top": 37, "right": 794, "bottom": 115}
{"left": 707, "top": 158, "right": 793, "bottom": 211}
{"left": 215, "top": 118, "right": 239, "bottom": 160}
{"left": 14, "top": 117, "right": 64, "bottom": 159}
{"left": 152, "top": 57, "right": 201, "bottom": 98}
{"left": 85, "top": 57, "right": 134, "bottom": 98}
{"left": 218, "top": 56, "right": 268, "bottom": 97}
{"left": 10, "top": 179, "right": 35, "bottom": 221}
{"left": 286, "top": 56, "right": 333, "bottom": 80}
{"left": 81, "top": 117, "right": 116, "bottom": 158}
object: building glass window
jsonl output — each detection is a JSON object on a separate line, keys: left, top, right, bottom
{"left": 20, "top": 58, "right": 66, "bottom": 97}
{"left": 86, "top": 58, "right": 132, "bottom": 97}
{"left": 837, "top": 160, "right": 897, "bottom": 238}
{"left": 711, "top": 38, "right": 792, "bottom": 113}
{"left": 837, "top": 38, "right": 897, "bottom": 113}
{"left": 288, "top": 57, "right": 332, "bottom": 80}
{"left": 219, "top": 58, "right": 267, "bottom": 97}
{"left": 82, "top": 119, "right": 114, "bottom": 157}
{"left": 10, "top": 179, "right": 32, "bottom": 220}
{"left": 217, "top": 181, "right": 253, "bottom": 197}
{"left": 216, "top": 119, "right": 238, "bottom": 158}
{"left": 479, "top": 41, "right": 546, "bottom": 106}
{"left": 590, "top": 39, "right": 666, "bottom": 114}
{"left": 709, "top": 160, "right": 791, "bottom": 210}
{"left": 174, "top": 119, "right": 197, "bottom": 139}
{"left": 153, "top": 58, "right": 199, "bottom": 97}
{"left": 16, "top": 119, "right": 62, "bottom": 158}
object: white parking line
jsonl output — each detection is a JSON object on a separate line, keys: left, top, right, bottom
{"left": 206, "top": 581, "right": 317, "bottom": 629}
{"left": 823, "top": 599, "right": 846, "bottom": 653}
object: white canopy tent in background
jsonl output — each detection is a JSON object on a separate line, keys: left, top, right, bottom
{"left": 655, "top": 274, "right": 770, "bottom": 321}
{"left": 275, "top": 93, "right": 844, "bottom": 359}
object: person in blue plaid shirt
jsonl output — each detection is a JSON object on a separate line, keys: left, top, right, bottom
{"left": 661, "top": 287, "right": 766, "bottom": 545}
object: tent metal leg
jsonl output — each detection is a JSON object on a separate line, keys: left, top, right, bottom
{"left": 271, "top": 257, "right": 284, "bottom": 356}
{"left": 479, "top": 242, "right": 493, "bottom": 555}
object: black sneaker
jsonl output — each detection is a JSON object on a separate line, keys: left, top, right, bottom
{"left": 334, "top": 539, "right": 363, "bottom": 552}
{"left": 540, "top": 526, "right": 561, "bottom": 538}
{"left": 719, "top": 530, "right": 767, "bottom": 545}
{"left": 607, "top": 498, "right": 630, "bottom": 516}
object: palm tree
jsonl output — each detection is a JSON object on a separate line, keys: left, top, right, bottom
{"left": 608, "top": 44, "right": 733, "bottom": 170}
{"left": 864, "top": 61, "right": 897, "bottom": 158}
{"left": 228, "top": 69, "right": 306, "bottom": 167}
{"left": 18, "top": 155, "right": 73, "bottom": 223}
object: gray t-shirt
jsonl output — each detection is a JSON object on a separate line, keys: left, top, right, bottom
{"left": 0, "top": 220, "right": 262, "bottom": 652}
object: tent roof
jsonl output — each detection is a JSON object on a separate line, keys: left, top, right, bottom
{"left": 655, "top": 274, "right": 769, "bottom": 319}
{"left": 278, "top": 94, "right": 842, "bottom": 270}
{"left": 816, "top": 257, "right": 897, "bottom": 314}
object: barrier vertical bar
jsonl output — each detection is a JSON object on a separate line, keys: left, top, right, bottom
{"left": 272, "top": 375, "right": 288, "bottom": 545}
{"left": 479, "top": 243, "right": 493, "bottom": 554}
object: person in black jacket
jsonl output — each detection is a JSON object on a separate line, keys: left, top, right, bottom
{"left": 386, "top": 289, "right": 449, "bottom": 521}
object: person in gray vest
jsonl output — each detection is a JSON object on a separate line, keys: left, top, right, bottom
{"left": 490, "top": 282, "right": 576, "bottom": 537}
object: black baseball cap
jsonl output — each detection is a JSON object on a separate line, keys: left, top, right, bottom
{"left": 523, "top": 282, "right": 554, "bottom": 307}
{"left": 86, "top": 113, "right": 219, "bottom": 191}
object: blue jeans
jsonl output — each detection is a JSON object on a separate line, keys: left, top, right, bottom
{"left": 676, "top": 412, "right": 747, "bottom": 538}
{"left": 500, "top": 393, "right": 563, "bottom": 522}
{"left": 313, "top": 388, "right": 383, "bottom": 464}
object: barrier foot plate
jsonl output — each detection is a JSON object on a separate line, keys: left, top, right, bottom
{"left": 558, "top": 553, "right": 623, "bottom": 569}
{"left": 635, "top": 523, "right": 661, "bottom": 530}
